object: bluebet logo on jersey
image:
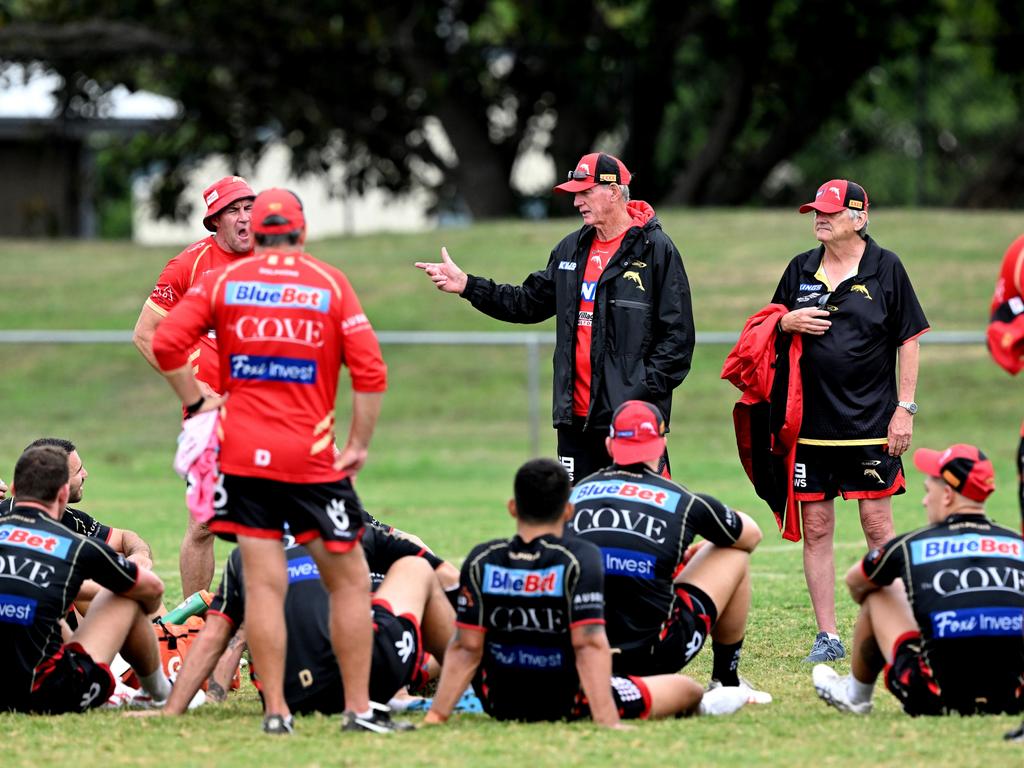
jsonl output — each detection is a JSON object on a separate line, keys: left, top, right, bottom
{"left": 571, "top": 480, "right": 680, "bottom": 512}
{"left": 482, "top": 564, "right": 565, "bottom": 597}
{"left": 229, "top": 354, "right": 317, "bottom": 384}
{"left": 225, "top": 282, "right": 331, "bottom": 313}
{"left": 600, "top": 547, "right": 656, "bottom": 579}
{"left": 930, "top": 606, "right": 1024, "bottom": 638}
{"left": 287, "top": 556, "right": 320, "bottom": 584}
{"left": 488, "top": 642, "right": 565, "bottom": 670}
{"left": 580, "top": 281, "right": 598, "bottom": 302}
{"left": 0, "top": 594, "right": 37, "bottom": 626}
{"left": 0, "top": 525, "right": 72, "bottom": 558}
{"left": 910, "top": 534, "right": 1023, "bottom": 565}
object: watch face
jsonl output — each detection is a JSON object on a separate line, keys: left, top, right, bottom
{"left": 902, "top": 402, "right": 918, "bottom": 414}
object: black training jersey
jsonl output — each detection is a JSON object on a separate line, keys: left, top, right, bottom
{"left": 861, "top": 514, "right": 1024, "bottom": 714}
{"left": 456, "top": 532, "right": 605, "bottom": 722}
{"left": 772, "top": 236, "right": 929, "bottom": 443}
{"left": 567, "top": 465, "right": 742, "bottom": 651}
{"left": 0, "top": 498, "right": 112, "bottom": 542}
{"left": 0, "top": 504, "right": 138, "bottom": 711}
{"left": 209, "top": 527, "right": 438, "bottom": 708}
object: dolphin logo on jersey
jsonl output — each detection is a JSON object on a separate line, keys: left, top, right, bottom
{"left": 622, "top": 271, "right": 645, "bottom": 291}
{"left": 851, "top": 284, "right": 873, "bottom": 300}
{"left": 864, "top": 468, "right": 884, "bottom": 484}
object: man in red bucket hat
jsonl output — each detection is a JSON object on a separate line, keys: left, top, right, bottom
{"left": 812, "top": 443, "right": 1024, "bottom": 718}
{"left": 132, "top": 176, "right": 255, "bottom": 595}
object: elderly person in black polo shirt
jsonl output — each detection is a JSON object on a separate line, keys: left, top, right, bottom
{"left": 772, "top": 179, "right": 929, "bottom": 663}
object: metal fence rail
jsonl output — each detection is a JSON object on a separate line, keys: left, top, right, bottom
{"left": 0, "top": 329, "right": 987, "bottom": 455}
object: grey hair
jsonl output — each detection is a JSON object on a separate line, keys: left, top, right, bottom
{"left": 848, "top": 208, "right": 869, "bottom": 238}
{"left": 618, "top": 184, "right": 630, "bottom": 203}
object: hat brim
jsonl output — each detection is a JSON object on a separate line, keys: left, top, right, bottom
{"left": 610, "top": 437, "right": 666, "bottom": 466}
{"left": 912, "top": 448, "right": 943, "bottom": 478}
{"left": 798, "top": 201, "right": 847, "bottom": 214}
{"left": 203, "top": 190, "right": 256, "bottom": 232}
{"left": 554, "top": 179, "right": 598, "bottom": 194}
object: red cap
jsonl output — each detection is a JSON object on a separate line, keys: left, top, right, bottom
{"left": 608, "top": 400, "right": 666, "bottom": 465}
{"left": 913, "top": 444, "right": 995, "bottom": 502}
{"left": 798, "top": 179, "right": 869, "bottom": 215}
{"left": 201, "top": 176, "right": 255, "bottom": 232}
{"left": 987, "top": 297, "right": 1024, "bottom": 375}
{"left": 252, "top": 188, "right": 306, "bottom": 236}
{"left": 554, "top": 152, "right": 632, "bottom": 194}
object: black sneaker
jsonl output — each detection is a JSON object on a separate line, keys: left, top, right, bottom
{"left": 341, "top": 703, "right": 415, "bottom": 733}
{"left": 262, "top": 714, "right": 294, "bottom": 735}
{"left": 1005, "top": 721, "right": 1024, "bottom": 742}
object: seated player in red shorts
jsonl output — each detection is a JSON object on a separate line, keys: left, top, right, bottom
{"left": 424, "top": 458, "right": 751, "bottom": 728}
{"left": 813, "top": 444, "right": 1024, "bottom": 716}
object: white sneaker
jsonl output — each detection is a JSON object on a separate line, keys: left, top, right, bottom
{"left": 707, "top": 676, "right": 773, "bottom": 705}
{"left": 812, "top": 664, "right": 872, "bottom": 714}
{"left": 698, "top": 685, "right": 749, "bottom": 716}
{"left": 125, "top": 685, "right": 206, "bottom": 710}
{"left": 102, "top": 680, "right": 140, "bottom": 709}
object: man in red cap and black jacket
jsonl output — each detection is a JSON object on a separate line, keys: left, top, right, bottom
{"left": 132, "top": 176, "right": 255, "bottom": 595}
{"left": 415, "top": 152, "right": 694, "bottom": 484}
{"left": 812, "top": 443, "right": 1024, "bottom": 718}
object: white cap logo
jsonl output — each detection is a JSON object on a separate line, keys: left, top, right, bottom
{"left": 205, "top": 190, "right": 220, "bottom": 206}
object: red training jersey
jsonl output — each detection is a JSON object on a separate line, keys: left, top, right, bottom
{"left": 992, "top": 233, "right": 1024, "bottom": 315}
{"left": 573, "top": 232, "right": 625, "bottom": 416}
{"left": 145, "top": 235, "right": 254, "bottom": 390}
{"left": 151, "top": 251, "right": 387, "bottom": 483}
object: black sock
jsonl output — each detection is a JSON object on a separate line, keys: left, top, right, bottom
{"left": 711, "top": 638, "right": 744, "bottom": 686}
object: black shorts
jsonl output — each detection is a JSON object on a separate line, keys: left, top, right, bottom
{"left": 571, "top": 675, "right": 652, "bottom": 721}
{"left": 29, "top": 642, "right": 115, "bottom": 714}
{"left": 1016, "top": 431, "right": 1023, "bottom": 528}
{"left": 611, "top": 584, "right": 717, "bottom": 676}
{"left": 884, "top": 633, "right": 945, "bottom": 716}
{"left": 209, "top": 474, "right": 365, "bottom": 553}
{"left": 558, "top": 418, "right": 670, "bottom": 485}
{"left": 793, "top": 443, "right": 905, "bottom": 502}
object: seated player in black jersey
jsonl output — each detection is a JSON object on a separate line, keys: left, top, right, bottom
{"left": 424, "top": 458, "right": 750, "bottom": 728}
{"left": 1, "top": 446, "right": 173, "bottom": 713}
{"left": 568, "top": 401, "right": 769, "bottom": 703}
{"left": 148, "top": 525, "right": 456, "bottom": 730}
{"left": 0, "top": 438, "right": 160, "bottom": 619}
{"left": 813, "top": 443, "right": 1024, "bottom": 716}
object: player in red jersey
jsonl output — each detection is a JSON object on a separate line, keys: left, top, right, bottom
{"left": 151, "top": 188, "right": 396, "bottom": 734}
{"left": 133, "top": 176, "right": 256, "bottom": 595}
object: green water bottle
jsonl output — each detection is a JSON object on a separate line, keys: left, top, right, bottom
{"left": 158, "top": 590, "right": 212, "bottom": 625}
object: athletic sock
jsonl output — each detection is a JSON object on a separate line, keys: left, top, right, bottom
{"left": 848, "top": 676, "right": 875, "bottom": 704}
{"left": 355, "top": 708, "right": 374, "bottom": 720}
{"left": 711, "top": 638, "right": 744, "bottom": 687}
{"left": 140, "top": 669, "right": 172, "bottom": 702}
{"left": 826, "top": 633, "right": 841, "bottom": 642}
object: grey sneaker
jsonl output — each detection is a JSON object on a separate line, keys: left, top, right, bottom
{"left": 341, "top": 702, "right": 415, "bottom": 733}
{"left": 803, "top": 631, "right": 846, "bottom": 663}
{"left": 1005, "top": 721, "right": 1024, "bottom": 742}
{"left": 812, "top": 664, "right": 872, "bottom": 715}
{"left": 262, "top": 713, "right": 295, "bottom": 735}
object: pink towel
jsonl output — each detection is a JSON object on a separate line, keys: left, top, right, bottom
{"left": 173, "top": 411, "right": 221, "bottom": 524}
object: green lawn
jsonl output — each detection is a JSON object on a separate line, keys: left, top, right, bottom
{"left": 0, "top": 208, "right": 1021, "bottom": 766}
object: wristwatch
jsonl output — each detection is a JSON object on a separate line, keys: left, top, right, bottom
{"left": 897, "top": 401, "right": 918, "bottom": 415}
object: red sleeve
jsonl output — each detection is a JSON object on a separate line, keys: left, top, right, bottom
{"left": 145, "top": 242, "right": 210, "bottom": 317}
{"left": 152, "top": 272, "right": 217, "bottom": 371}
{"left": 337, "top": 273, "right": 387, "bottom": 392}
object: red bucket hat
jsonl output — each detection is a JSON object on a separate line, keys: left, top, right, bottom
{"left": 202, "top": 176, "right": 255, "bottom": 232}
{"left": 608, "top": 400, "right": 666, "bottom": 465}
{"left": 913, "top": 444, "right": 995, "bottom": 502}
{"left": 554, "top": 152, "right": 632, "bottom": 194}
{"left": 798, "top": 179, "right": 869, "bottom": 215}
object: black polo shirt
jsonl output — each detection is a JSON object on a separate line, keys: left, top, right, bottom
{"left": 772, "top": 235, "right": 929, "bottom": 442}
{"left": 0, "top": 498, "right": 112, "bottom": 543}
{"left": 861, "top": 514, "right": 1024, "bottom": 714}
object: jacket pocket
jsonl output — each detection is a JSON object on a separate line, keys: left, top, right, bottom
{"left": 608, "top": 298, "right": 651, "bottom": 354}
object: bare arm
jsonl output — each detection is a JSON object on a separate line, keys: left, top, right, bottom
{"left": 106, "top": 528, "right": 154, "bottom": 570}
{"left": 424, "top": 627, "right": 484, "bottom": 725}
{"left": 120, "top": 567, "right": 166, "bottom": 616}
{"left": 887, "top": 339, "right": 920, "bottom": 457}
{"left": 845, "top": 560, "right": 879, "bottom": 605}
{"left": 571, "top": 623, "right": 620, "bottom": 728}
{"left": 132, "top": 304, "right": 166, "bottom": 372}
{"left": 161, "top": 363, "right": 223, "bottom": 415}
{"left": 162, "top": 614, "right": 235, "bottom": 714}
{"left": 334, "top": 391, "right": 383, "bottom": 474}
{"left": 730, "top": 510, "right": 764, "bottom": 553}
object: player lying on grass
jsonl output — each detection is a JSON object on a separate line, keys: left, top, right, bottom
{"left": 1, "top": 438, "right": 163, "bottom": 621}
{"left": 813, "top": 443, "right": 1024, "bottom": 716}
{"left": 145, "top": 526, "right": 456, "bottom": 731}
{"left": 424, "top": 458, "right": 751, "bottom": 728}
{"left": 569, "top": 401, "right": 770, "bottom": 703}
{"left": 1, "top": 446, "right": 174, "bottom": 713}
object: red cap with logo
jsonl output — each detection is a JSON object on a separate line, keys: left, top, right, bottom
{"left": 252, "top": 188, "right": 306, "bottom": 236}
{"left": 202, "top": 176, "right": 255, "bottom": 232}
{"left": 554, "top": 152, "right": 632, "bottom": 194}
{"left": 798, "top": 179, "right": 869, "bottom": 215}
{"left": 608, "top": 400, "right": 666, "bottom": 465}
{"left": 913, "top": 443, "right": 995, "bottom": 502}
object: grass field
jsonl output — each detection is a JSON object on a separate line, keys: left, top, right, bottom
{"left": 0, "top": 208, "right": 1022, "bottom": 766}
